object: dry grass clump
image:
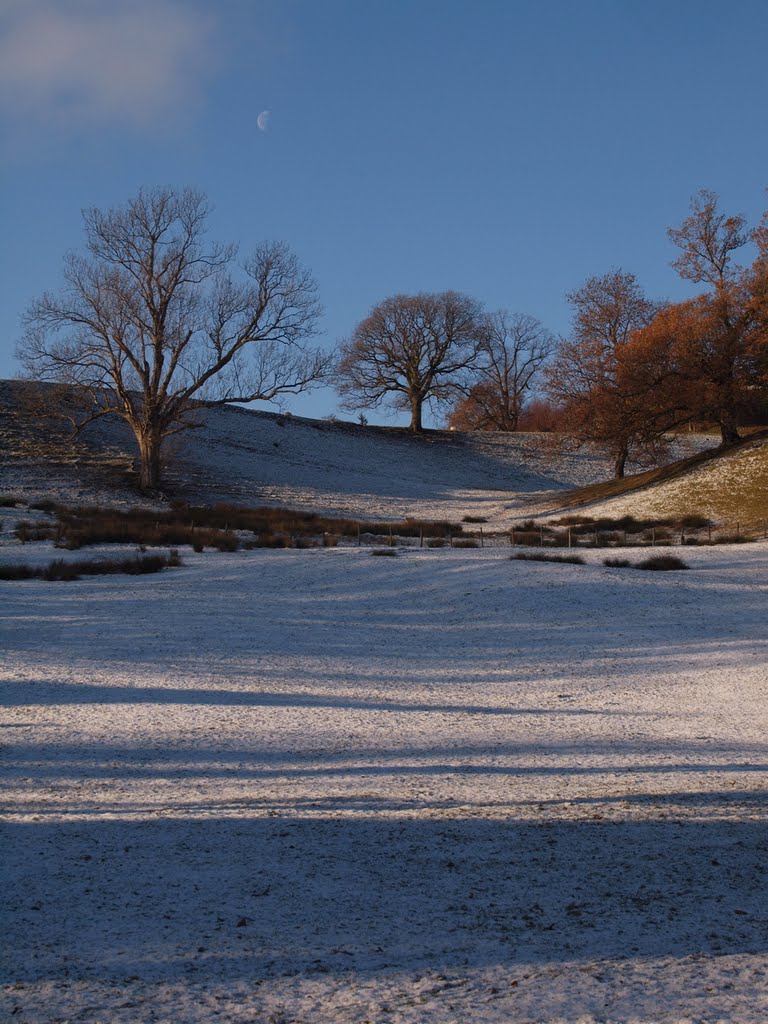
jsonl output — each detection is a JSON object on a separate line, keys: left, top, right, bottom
{"left": 371, "top": 547, "right": 397, "bottom": 557}
{"left": 0, "top": 550, "right": 181, "bottom": 582}
{"left": 452, "top": 538, "right": 479, "bottom": 548}
{"left": 603, "top": 557, "right": 632, "bottom": 567}
{"left": 16, "top": 502, "right": 464, "bottom": 552}
{"left": 511, "top": 552, "right": 585, "bottom": 565}
{"left": 635, "top": 554, "right": 689, "bottom": 571}
{"left": 14, "top": 520, "right": 58, "bottom": 543}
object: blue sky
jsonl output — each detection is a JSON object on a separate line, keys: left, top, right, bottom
{"left": 1, "top": 0, "right": 767, "bottom": 424}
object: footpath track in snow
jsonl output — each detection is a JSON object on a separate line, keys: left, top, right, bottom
{"left": 2, "top": 545, "right": 767, "bottom": 1023}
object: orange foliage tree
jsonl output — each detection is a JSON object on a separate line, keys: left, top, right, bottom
{"left": 546, "top": 270, "right": 675, "bottom": 478}
{"left": 665, "top": 188, "right": 760, "bottom": 445}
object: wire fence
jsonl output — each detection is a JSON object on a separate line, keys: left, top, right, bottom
{"left": 343, "top": 519, "right": 768, "bottom": 551}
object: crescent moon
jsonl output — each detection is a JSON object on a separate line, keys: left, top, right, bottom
{"left": 257, "top": 110, "right": 270, "bottom": 132}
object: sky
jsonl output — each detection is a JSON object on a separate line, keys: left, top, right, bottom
{"left": 1, "top": 0, "right": 767, "bottom": 425}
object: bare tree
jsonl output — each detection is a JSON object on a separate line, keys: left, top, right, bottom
{"left": 448, "top": 311, "right": 555, "bottom": 430}
{"left": 18, "top": 186, "right": 327, "bottom": 489}
{"left": 668, "top": 188, "right": 749, "bottom": 287}
{"left": 335, "top": 291, "right": 485, "bottom": 431}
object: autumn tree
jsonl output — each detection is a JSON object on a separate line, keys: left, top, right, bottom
{"left": 447, "top": 311, "right": 555, "bottom": 431}
{"left": 18, "top": 187, "right": 327, "bottom": 489}
{"left": 666, "top": 188, "right": 755, "bottom": 445}
{"left": 546, "top": 270, "right": 672, "bottom": 478}
{"left": 335, "top": 291, "right": 485, "bottom": 431}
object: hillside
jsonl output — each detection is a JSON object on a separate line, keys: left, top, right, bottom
{"left": 0, "top": 379, "right": 721, "bottom": 523}
{"left": 564, "top": 434, "right": 768, "bottom": 525}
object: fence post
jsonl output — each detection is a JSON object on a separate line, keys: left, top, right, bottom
{"left": 510, "top": 527, "right": 515, "bottom": 547}
{"left": 357, "top": 524, "right": 361, "bottom": 548}
{"left": 680, "top": 526, "right": 685, "bottom": 546}
{"left": 419, "top": 527, "right": 423, "bottom": 548}
{"left": 480, "top": 526, "right": 484, "bottom": 548}
{"left": 652, "top": 527, "right": 656, "bottom": 547}
{"left": 736, "top": 520, "right": 740, "bottom": 538}
{"left": 389, "top": 523, "right": 394, "bottom": 547}
{"left": 708, "top": 525, "right": 712, "bottom": 544}
{"left": 568, "top": 527, "right": 572, "bottom": 548}
{"left": 540, "top": 525, "right": 544, "bottom": 547}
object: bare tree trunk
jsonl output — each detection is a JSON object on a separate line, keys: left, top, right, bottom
{"left": 409, "top": 394, "right": 424, "bottom": 432}
{"left": 137, "top": 429, "right": 163, "bottom": 490}
{"left": 613, "top": 447, "right": 628, "bottom": 479}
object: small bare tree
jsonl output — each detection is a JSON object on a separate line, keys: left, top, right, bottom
{"left": 18, "top": 186, "right": 327, "bottom": 489}
{"left": 335, "top": 291, "right": 484, "bottom": 431}
{"left": 448, "top": 311, "right": 555, "bottom": 430}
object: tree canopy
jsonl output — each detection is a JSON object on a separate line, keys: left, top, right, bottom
{"left": 335, "top": 291, "right": 485, "bottom": 431}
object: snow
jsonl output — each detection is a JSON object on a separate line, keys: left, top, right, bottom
{"left": 3, "top": 542, "right": 768, "bottom": 1023}
{"left": 1, "top": 381, "right": 717, "bottom": 522}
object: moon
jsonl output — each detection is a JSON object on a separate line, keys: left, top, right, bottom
{"left": 257, "top": 110, "right": 271, "bottom": 132}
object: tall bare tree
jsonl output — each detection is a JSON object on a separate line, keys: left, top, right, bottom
{"left": 448, "top": 311, "right": 555, "bottom": 431}
{"left": 18, "top": 187, "right": 327, "bottom": 489}
{"left": 335, "top": 291, "right": 484, "bottom": 431}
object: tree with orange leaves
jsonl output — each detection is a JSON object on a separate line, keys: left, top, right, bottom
{"left": 546, "top": 270, "right": 674, "bottom": 478}
{"left": 665, "top": 189, "right": 766, "bottom": 444}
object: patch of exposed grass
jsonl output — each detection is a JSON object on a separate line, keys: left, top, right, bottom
{"left": 371, "top": 547, "right": 398, "bottom": 557}
{"left": 636, "top": 555, "right": 689, "bottom": 571}
{"left": 603, "top": 557, "right": 632, "bottom": 567}
{"left": 511, "top": 552, "right": 585, "bottom": 565}
{"left": 0, "top": 550, "right": 182, "bottom": 582}
{"left": 28, "top": 502, "right": 464, "bottom": 551}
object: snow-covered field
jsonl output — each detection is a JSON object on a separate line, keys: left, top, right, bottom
{"left": 3, "top": 541, "right": 767, "bottom": 1023}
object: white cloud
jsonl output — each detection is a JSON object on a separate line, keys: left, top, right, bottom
{"left": 0, "top": 0, "right": 216, "bottom": 137}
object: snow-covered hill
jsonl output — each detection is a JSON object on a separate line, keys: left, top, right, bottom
{"left": 0, "top": 381, "right": 716, "bottom": 523}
